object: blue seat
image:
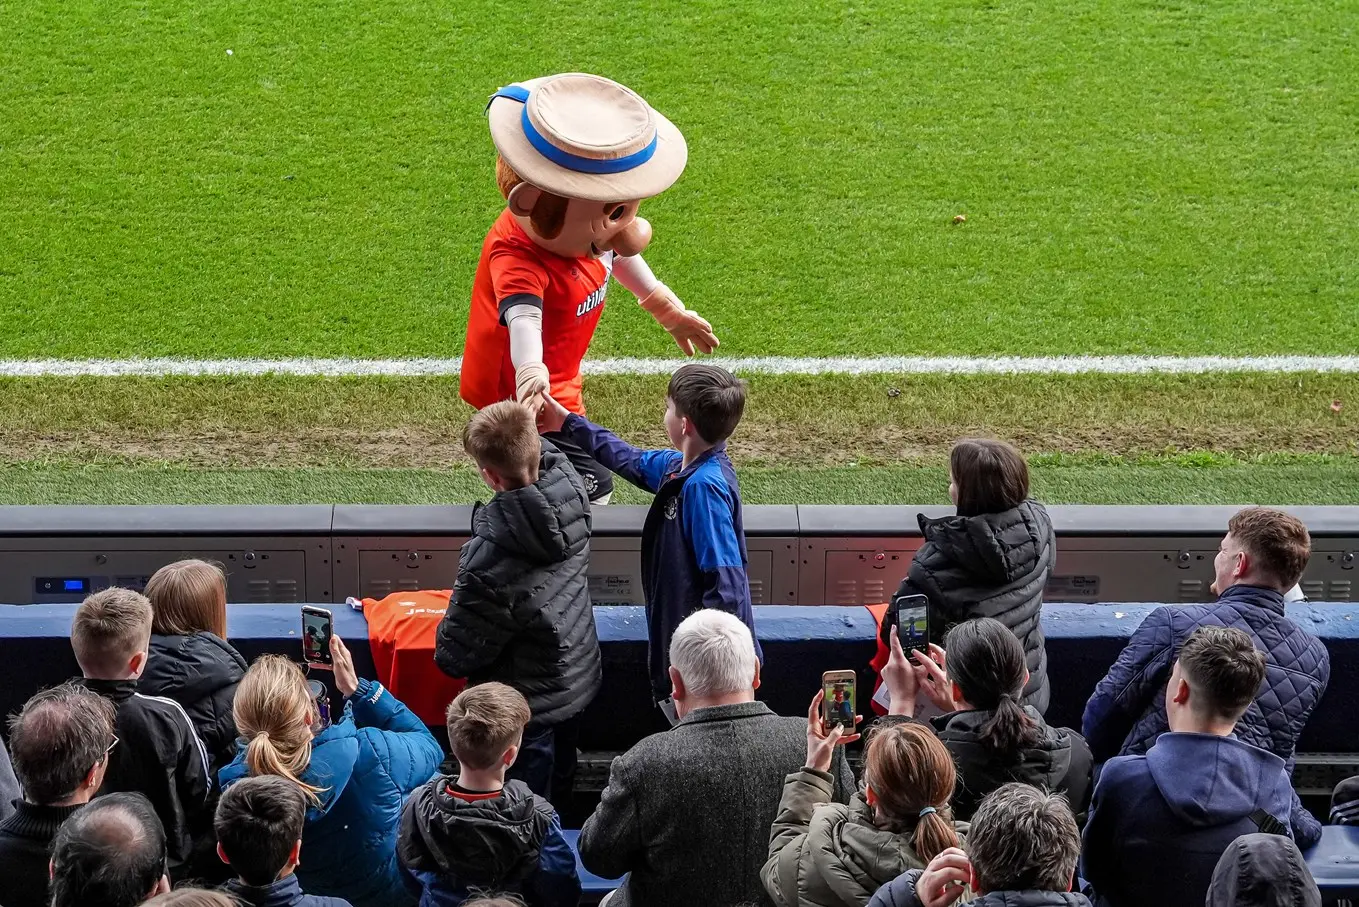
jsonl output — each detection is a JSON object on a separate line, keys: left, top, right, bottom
{"left": 563, "top": 828, "right": 622, "bottom": 899}
{"left": 1305, "top": 825, "right": 1359, "bottom": 900}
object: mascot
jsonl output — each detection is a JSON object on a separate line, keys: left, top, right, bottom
{"left": 460, "top": 73, "right": 717, "bottom": 502}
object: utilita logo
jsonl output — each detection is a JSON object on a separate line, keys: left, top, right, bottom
{"left": 576, "top": 285, "right": 607, "bottom": 317}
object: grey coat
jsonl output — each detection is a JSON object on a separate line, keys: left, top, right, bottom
{"left": 578, "top": 701, "right": 855, "bottom": 907}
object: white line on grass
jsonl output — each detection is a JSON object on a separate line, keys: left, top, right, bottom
{"left": 1, "top": 355, "right": 1359, "bottom": 377}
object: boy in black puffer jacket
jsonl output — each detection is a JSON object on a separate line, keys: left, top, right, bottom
{"left": 434, "top": 401, "right": 602, "bottom": 802}
{"left": 398, "top": 684, "right": 579, "bottom": 907}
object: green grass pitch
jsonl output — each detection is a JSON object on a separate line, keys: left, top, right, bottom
{"left": 1, "top": 0, "right": 1356, "bottom": 360}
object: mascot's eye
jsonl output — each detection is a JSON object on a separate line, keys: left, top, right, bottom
{"left": 609, "top": 205, "right": 626, "bottom": 221}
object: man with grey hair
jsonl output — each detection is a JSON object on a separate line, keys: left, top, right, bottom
{"left": 0, "top": 682, "right": 117, "bottom": 907}
{"left": 578, "top": 609, "right": 853, "bottom": 907}
{"left": 869, "top": 783, "right": 1088, "bottom": 907}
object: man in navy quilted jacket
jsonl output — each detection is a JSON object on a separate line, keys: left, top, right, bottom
{"left": 1083, "top": 506, "right": 1330, "bottom": 846}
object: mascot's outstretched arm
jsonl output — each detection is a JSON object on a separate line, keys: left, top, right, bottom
{"left": 503, "top": 304, "right": 549, "bottom": 408}
{"left": 613, "top": 254, "right": 719, "bottom": 356}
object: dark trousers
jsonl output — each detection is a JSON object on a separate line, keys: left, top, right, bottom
{"left": 507, "top": 717, "right": 581, "bottom": 807}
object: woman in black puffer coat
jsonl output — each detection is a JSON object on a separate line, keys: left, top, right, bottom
{"left": 139, "top": 559, "right": 248, "bottom": 774}
{"left": 882, "top": 438, "right": 1055, "bottom": 714}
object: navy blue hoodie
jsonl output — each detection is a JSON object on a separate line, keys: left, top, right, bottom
{"left": 1081, "top": 732, "right": 1293, "bottom": 907}
{"left": 562, "top": 413, "right": 762, "bottom": 702}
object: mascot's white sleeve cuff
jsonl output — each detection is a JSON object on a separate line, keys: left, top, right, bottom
{"left": 504, "top": 303, "right": 544, "bottom": 368}
{"left": 612, "top": 253, "right": 662, "bottom": 299}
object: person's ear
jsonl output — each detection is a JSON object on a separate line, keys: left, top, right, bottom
{"left": 216, "top": 842, "right": 231, "bottom": 866}
{"left": 479, "top": 466, "right": 504, "bottom": 492}
{"left": 83, "top": 761, "right": 103, "bottom": 792}
{"left": 151, "top": 875, "right": 171, "bottom": 897}
{"left": 752, "top": 660, "right": 761, "bottom": 693}
{"left": 669, "top": 666, "right": 686, "bottom": 702}
{"left": 970, "top": 864, "right": 982, "bottom": 893}
{"left": 1172, "top": 676, "right": 1191, "bottom": 706}
{"left": 864, "top": 784, "right": 878, "bottom": 807}
{"left": 288, "top": 839, "right": 302, "bottom": 870}
{"left": 49, "top": 858, "right": 54, "bottom": 882}
{"left": 503, "top": 742, "right": 520, "bottom": 769}
{"left": 952, "top": 681, "right": 965, "bottom": 705}
{"left": 1023, "top": 668, "right": 1031, "bottom": 687}
{"left": 681, "top": 415, "right": 698, "bottom": 439}
{"left": 129, "top": 650, "right": 147, "bottom": 677}
{"left": 507, "top": 183, "right": 542, "bottom": 218}
{"left": 1066, "top": 872, "right": 1075, "bottom": 893}
{"left": 1234, "top": 550, "right": 1250, "bottom": 580}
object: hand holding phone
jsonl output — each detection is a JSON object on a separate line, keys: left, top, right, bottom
{"left": 893, "top": 593, "right": 931, "bottom": 654}
{"left": 808, "top": 673, "right": 861, "bottom": 773}
{"left": 301, "top": 607, "right": 334, "bottom": 667}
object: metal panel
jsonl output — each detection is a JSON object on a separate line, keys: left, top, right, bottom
{"left": 0, "top": 539, "right": 329, "bottom": 604}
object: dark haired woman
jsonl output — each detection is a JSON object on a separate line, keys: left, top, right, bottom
{"left": 883, "top": 437, "right": 1055, "bottom": 713}
{"left": 885, "top": 617, "right": 1092, "bottom": 822}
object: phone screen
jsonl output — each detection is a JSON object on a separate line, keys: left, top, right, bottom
{"left": 302, "top": 609, "right": 333, "bottom": 665}
{"left": 897, "top": 604, "right": 930, "bottom": 653}
{"left": 821, "top": 677, "right": 857, "bottom": 730}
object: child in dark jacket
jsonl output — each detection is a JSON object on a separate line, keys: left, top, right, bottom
{"left": 539, "top": 363, "right": 762, "bottom": 708}
{"left": 140, "top": 559, "right": 248, "bottom": 776}
{"left": 71, "top": 588, "right": 214, "bottom": 883}
{"left": 216, "top": 776, "right": 352, "bottom": 907}
{"left": 884, "top": 617, "right": 1092, "bottom": 822}
{"left": 1081, "top": 626, "right": 1295, "bottom": 907}
{"left": 398, "top": 683, "right": 579, "bottom": 907}
{"left": 434, "top": 400, "right": 602, "bottom": 801}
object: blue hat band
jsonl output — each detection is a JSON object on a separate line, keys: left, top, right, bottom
{"left": 491, "top": 85, "right": 658, "bottom": 175}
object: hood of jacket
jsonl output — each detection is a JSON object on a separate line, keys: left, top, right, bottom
{"left": 917, "top": 500, "right": 1053, "bottom": 586}
{"left": 142, "top": 631, "right": 247, "bottom": 703}
{"left": 1145, "top": 732, "right": 1288, "bottom": 827}
{"left": 1205, "top": 833, "right": 1320, "bottom": 907}
{"left": 805, "top": 795, "right": 932, "bottom": 900}
{"left": 223, "top": 875, "right": 318, "bottom": 907}
{"left": 398, "top": 778, "right": 550, "bottom": 887}
{"left": 472, "top": 441, "right": 591, "bottom": 566}
{"left": 934, "top": 707, "right": 1073, "bottom": 791}
{"left": 970, "top": 892, "right": 1093, "bottom": 907}
{"left": 219, "top": 717, "right": 360, "bottom": 819}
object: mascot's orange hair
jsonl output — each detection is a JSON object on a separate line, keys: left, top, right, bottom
{"left": 496, "top": 155, "right": 569, "bottom": 240}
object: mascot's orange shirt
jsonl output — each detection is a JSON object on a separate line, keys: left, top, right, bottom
{"left": 461, "top": 209, "right": 611, "bottom": 415}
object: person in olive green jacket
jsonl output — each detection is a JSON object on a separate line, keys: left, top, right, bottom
{"left": 763, "top": 707, "right": 968, "bottom": 907}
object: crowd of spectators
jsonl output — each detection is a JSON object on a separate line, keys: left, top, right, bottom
{"left": 0, "top": 364, "right": 1343, "bottom": 907}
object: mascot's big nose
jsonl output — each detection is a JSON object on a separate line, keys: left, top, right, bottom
{"left": 600, "top": 217, "right": 652, "bottom": 258}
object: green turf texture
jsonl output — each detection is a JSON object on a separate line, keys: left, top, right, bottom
{"left": 4, "top": 456, "right": 1357, "bottom": 506}
{"left": 2, "top": 0, "right": 1356, "bottom": 359}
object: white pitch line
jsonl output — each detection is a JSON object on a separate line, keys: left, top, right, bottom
{"left": 1, "top": 355, "right": 1358, "bottom": 377}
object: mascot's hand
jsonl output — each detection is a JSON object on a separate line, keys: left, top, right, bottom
{"left": 515, "top": 361, "right": 550, "bottom": 414}
{"left": 639, "top": 284, "right": 719, "bottom": 357}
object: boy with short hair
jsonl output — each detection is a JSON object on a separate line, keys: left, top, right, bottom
{"left": 434, "top": 400, "right": 602, "bottom": 801}
{"left": 1081, "top": 626, "right": 1294, "bottom": 907}
{"left": 216, "top": 776, "right": 352, "bottom": 907}
{"left": 71, "top": 587, "right": 213, "bottom": 882}
{"left": 540, "top": 363, "right": 762, "bottom": 708}
{"left": 397, "top": 683, "right": 580, "bottom": 907}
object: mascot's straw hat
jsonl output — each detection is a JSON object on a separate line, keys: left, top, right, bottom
{"left": 487, "top": 73, "right": 687, "bottom": 202}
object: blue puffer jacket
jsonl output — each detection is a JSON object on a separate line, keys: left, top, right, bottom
{"left": 1081, "top": 585, "right": 1330, "bottom": 846}
{"left": 219, "top": 679, "right": 444, "bottom": 907}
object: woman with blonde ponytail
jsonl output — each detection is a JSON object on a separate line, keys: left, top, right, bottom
{"left": 892, "top": 618, "right": 1093, "bottom": 822}
{"left": 762, "top": 693, "right": 968, "bottom": 907}
{"left": 219, "top": 639, "right": 442, "bottom": 907}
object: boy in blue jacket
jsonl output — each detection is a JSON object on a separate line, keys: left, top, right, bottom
{"left": 397, "top": 683, "right": 579, "bottom": 907}
{"left": 539, "top": 363, "right": 762, "bottom": 708}
{"left": 1081, "top": 626, "right": 1294, "bottom": 907}
{"left": 216, "top": 776, "right": 352, "bottom": 907}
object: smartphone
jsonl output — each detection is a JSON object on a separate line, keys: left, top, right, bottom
{"left": 301, "top": 606, "right": 333, "bottom": 667}
{"left": 821, "top": 670, "right": 857, "bottom": 731}
{"left": 894, "top": 593, "right": 930, "bottom": 654}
